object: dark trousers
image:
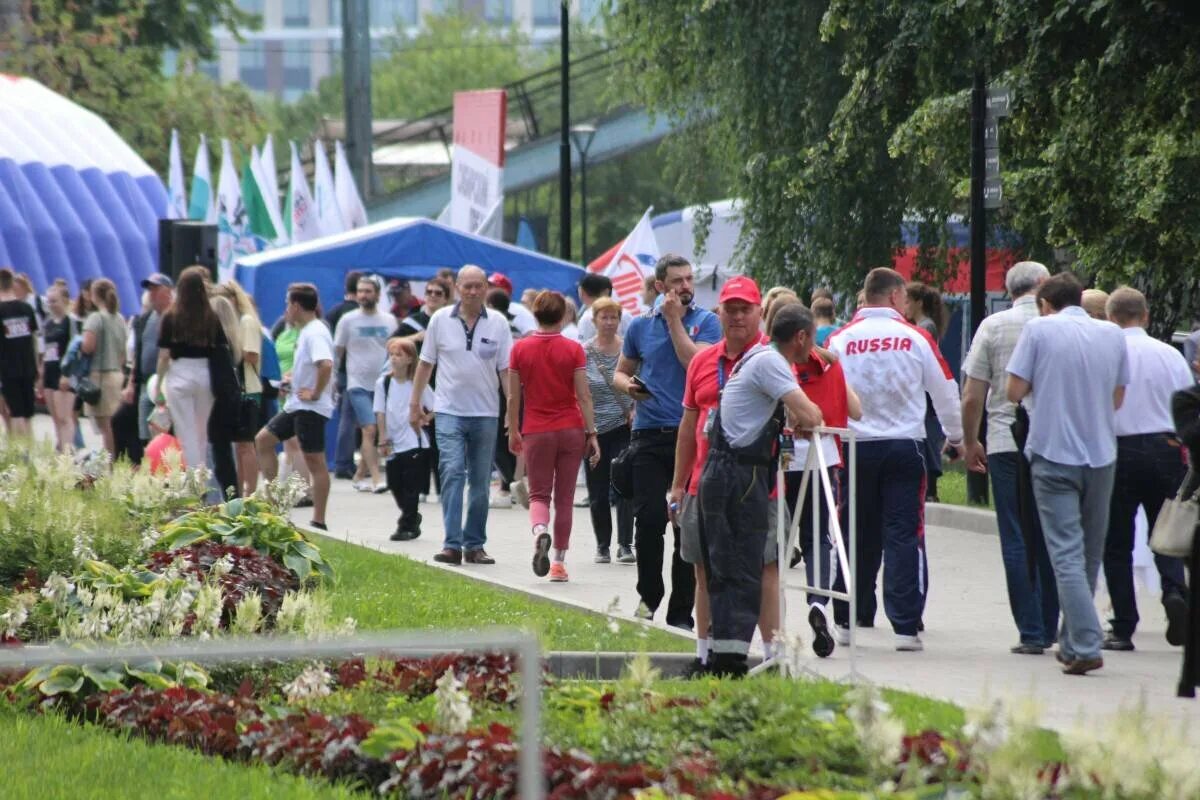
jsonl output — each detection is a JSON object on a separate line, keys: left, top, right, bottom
{"left": 631, "top": 428, "right": 695, "bottom": 627}
{"left": 494, "top": 390, "right": 517, "bottom": 488}
{"left": 208, "top": 418, "right": 239, "bottom": 499}
{"left": 585, "top": 425, "right": 634, "bottom": 549}
{"left": 698, "top": 450, "right": 768, "bottom": 656}
{"left": 333, "top": 379, "right": 356, "bottom": 474}
{"left": 1105, "top": 433, "right": 1189, "bottom": 639}
{"left": 990, "top": 451, "right": 1059, "bottom": 645}
{"left": 386, "top": 448, "right": 430, "bottom": 528}
{"left": 112, "top": 399, "right": 143, "bottom": 465}
{"left": 833, "top": 439, "right": 927, "bottom": 636}
{"left": 785, "top": 467, "right": 838, "bottom": 606}
{"left": 427, "top": 416, "right": 442, "bottom": 494}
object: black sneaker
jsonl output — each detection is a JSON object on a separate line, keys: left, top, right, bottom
{"left": 707, "top": 653, "right": 748, "bottom": 679}
{"left": 682, "top": 657, "right": 709, "bottom": 679}
{"left": 334, "top": 469, "right": 355, "bottom": 480}
{"left": 390, "top": 522, "right": 421, "bottom": 542}
{"left": 616, "top": 545, "right": 636, "bottom": 564}
{"left": 294, "top": 495, "right": 314, "bottom": 508}
{"left": 1009, "top": 642, "right": 1045, "bottom": 655}
{"left": 309, "top": 520, "right": 328, "bottom": 532}
{"left": 532, "top": 531, "right": 552, "bottom": 577}
{"left": 808, "top": 603, "right": 835, "bottom": 658}
{"left": 1101, "top": 632, "right": 1134, "bottom": 651}
{"left": 1164, "top": 593, "right": 1189, "bottom": 647}
{"left": 594, "top": 547, "right": 611, "bottom": 564}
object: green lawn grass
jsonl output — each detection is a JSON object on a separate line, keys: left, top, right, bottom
{"left": 316, "top": 535, "right": 692, "bottom": 653}
{"left": 0, "top": 709, "right": 359, "bottom": 800}
{"left": 936, "top": 465, "right": 995, "bottom": 509}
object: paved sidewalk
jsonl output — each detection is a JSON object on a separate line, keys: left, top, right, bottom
{"left": 301, "top": 476, "right": 1200, "bottom": 735}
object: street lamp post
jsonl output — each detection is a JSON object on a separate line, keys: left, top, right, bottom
{"left": 569, "top": 124, "right": 596, "bottom": 261}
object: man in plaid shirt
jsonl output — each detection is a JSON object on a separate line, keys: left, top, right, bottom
{"left": 960, "top": 261, "right": 1057, "bottom": 655}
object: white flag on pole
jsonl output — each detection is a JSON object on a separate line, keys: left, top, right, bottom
{"left": 167, "top": 129, "right": 188, "bottom": 219}
{"left": 435, "top": 202, "right": 451, "bottom": 225}
{"left": 215, "top": 138, "right": 247, "bottom": 282}
{"left": 188, "top": 133, "right": 216, "bottom": 223}
{"left": 312, "top": 141, "right": 345, "bottom": 236}
{"left": 473, "top": 196, "right": 504, "bottom": 241}
{"left": 260, "top": 134, "right": 281, "bottom": 208}
{"left": 334, "top": 140, "right": 368, "bottom": 229}
{"left": 250, "top": 144, "right": 288, "bottom": 246}
{"left": 285, "top": 141, "right": 321, "bottom": 243}
{"left": 602, "top": 208, "right": 659, "bottom": 316}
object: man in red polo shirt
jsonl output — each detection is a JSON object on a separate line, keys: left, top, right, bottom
{"left": 668, "top": 276, "right": 782, "bottom": 674}
{"left": 785, "top": 342, "right": 861, "bottom": 655}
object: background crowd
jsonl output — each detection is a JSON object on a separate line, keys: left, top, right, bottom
{"left": 2, "top": 255, "right": 1198, "bottom": 689}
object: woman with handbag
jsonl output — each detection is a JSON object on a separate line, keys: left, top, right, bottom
{"left": 155, "top": 266, "right": 221, "bottom": 473}
{"left": 583, "top": 297, "right": 636, "bottom": 564}
{"left": 215, "top": 281, "right": 263, "bottom": 496}
{"left": 207, "top": 295, "right": 245, "bottom": 499}
{"left": 1170, "top": 385, "right": 1200, "bottom": 697}
{"left": 81, "top": 279, "right": 128, "bottom": 456}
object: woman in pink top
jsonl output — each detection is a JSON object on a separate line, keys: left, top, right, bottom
{"left": 507, "top": 291, "right": 601, "bottom": 582}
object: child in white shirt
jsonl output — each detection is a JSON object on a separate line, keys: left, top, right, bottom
{"left": 373, "top": 337, "right": 435, "bottom": 540}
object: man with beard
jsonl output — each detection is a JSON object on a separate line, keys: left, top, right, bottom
{"left": 333, "top": 276, "right": 397, "bottom": 494}
{"left": 614, "top": 254, "right": 721, "bottom": 629}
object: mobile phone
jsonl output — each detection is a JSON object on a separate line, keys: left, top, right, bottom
{"left": 630, "top": 375, "right": 653, "bottom": 396}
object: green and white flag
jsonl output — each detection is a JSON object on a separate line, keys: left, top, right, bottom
{"left": 312, "top": 141, "right": 345, "bottom": 236}
{"left": 284, "top": 141, "right": 320, "bottom": 242}
{"left": 166, "top": 129, "right": 187, "bottom": 219}
{"left": 188, "top": 133, "right": 216, "bottom": 222}
{"left": 246, "top": 144, "right": 287, "bottom": 246}
{"left": 215, "top": 138, "right": 247, "bottom": 281}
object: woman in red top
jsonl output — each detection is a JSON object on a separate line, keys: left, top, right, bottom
{"left": 507, "top": 291, "right": 601, "bottom": 582}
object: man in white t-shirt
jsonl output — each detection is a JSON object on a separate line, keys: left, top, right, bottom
{"left": 410, "top": 265, "right": 513, "bottom": 565}
{"left": 334, "top": 276, "right": 396, "bottom": 494}
{"left": 256, "top": 283, "right": 336, "bottom": 531}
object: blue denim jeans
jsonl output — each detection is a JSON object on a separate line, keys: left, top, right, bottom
{"left": 435, "top": 413, "right": 499, "bottom": 552}
{"left": 990, "top": 452, "right": 1059, "bottom": 646}
{"left": 1030, "top": 454, "right": 1116, "bottom": 661}
{"left": 333, "top": 375, "right": 357, "bottom": 474}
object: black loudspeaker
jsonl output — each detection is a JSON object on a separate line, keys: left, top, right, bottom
{"left": 168, "top": 221, "right": 218, "bottom": 282}
{"left": 158, "top": 218, "right": 175, "bottom": 275}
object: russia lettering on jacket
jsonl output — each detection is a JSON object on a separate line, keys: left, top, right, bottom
{"left": 843, "top": 337, "right": 914, "bottom": 355}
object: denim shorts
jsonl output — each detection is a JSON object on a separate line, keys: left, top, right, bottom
{"left": 347, "top": 387, "right": 376, "bottom": 427}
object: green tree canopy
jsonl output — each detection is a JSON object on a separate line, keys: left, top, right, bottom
{"left": 609, "top": 0, "right": 1200, "bottom": 334}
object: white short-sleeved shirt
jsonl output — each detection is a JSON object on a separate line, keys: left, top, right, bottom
{"left": 1113, "top": 327, "right": 1194, "bottom": 436}
{"left": 961, "top": 294, "right": 1038, "bottom": 454}
{"left": 509, "top": 303, "right": 537, "bottom": 336}
{"left": 285, "top": 318, "right": 336, "bottom": 418}
{"left": 719, "top": 345, "right": 800, "bottom": 447}
{"left": 1006, "top": 306, "right": 1129, "bottom": 467}
{"left": 333, "top": 308, "right": 397, "bottom": 392}
{"left": 420, "top": 303, "right": 513, "bottom": 417}
{"left": 373, "top": 374, "right": 435, "bottom": 453}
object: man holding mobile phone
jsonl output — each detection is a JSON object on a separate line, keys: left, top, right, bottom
{"left": 614, "top": 254, "right": 721, "bottom": 629}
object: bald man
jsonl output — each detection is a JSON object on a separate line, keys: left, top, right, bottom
{"left": 409, "top": 265, "right": 514, "bottom": 565}
{"left": 1081, "top": 289, "right": 1109, "bottom": 321}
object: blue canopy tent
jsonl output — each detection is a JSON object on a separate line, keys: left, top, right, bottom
{"left": 236, "top": 217, "right": 587, "bottom": 325}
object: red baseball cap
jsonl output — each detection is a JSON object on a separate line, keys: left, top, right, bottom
{"left": 488, "top": 272, "right": 513, "bottom": 296}
{"left": 718, "top": 276, "right": 762, "bottom": 306}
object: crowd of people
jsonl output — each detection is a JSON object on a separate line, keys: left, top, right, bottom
{"left": 2, "top": 255, "right": 1199, "bottom": 688}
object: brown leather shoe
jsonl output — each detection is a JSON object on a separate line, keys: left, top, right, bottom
{"left": 1062, "top": 656, "right": 1103, "bottom": 676}
{"left": 463, "top": 548, "right": 496, "bottom": 565}
{"left": 433, "top": 548, "right": 462, "bottom": 565}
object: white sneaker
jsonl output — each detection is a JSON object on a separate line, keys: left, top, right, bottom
{"left": 372, "top": 482, "right": 389, "bottom": 494}
{"left": 895, "top": 634, "right": 924, "bottom": 652}
{"left": 510, "top": 479, "right": 530, "bottom": 509}
{"left": 352, "top": 479, "right": 374, "bottom": 493}
{"left": 489, "top": 492, "right": 513, "bottom": 509}
{"left": 834, "top": 625, "right": 851, "bottom": 646}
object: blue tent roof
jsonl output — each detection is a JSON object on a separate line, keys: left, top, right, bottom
{"left": 235, "top": 217, "right": 586, "bottom": 325}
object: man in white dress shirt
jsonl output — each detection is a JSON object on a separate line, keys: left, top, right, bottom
{"left": 1102, "top": 286, "right": 1194, "bottom": 651}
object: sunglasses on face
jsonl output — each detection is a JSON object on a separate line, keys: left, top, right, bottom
{"left": 427, "top": 290, "right": 445, "bottom": 297}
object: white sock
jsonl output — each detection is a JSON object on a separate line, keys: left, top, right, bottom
{"left": 764, "top": 641, "right": 777, "bottom": 659}
{"left": 553, "top": 548, "right": 567, "bottom": 562}
{"left": 697, "top": 638, "right": 710, "bottom": 663}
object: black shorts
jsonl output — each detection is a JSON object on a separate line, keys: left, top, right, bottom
{"left": 266, "top": 409, "right": 327, "bottom": 454}
{"left": 232, "top": 395, "right": 262, "bottom": 443}
{"left": 0, "top": 377, "right": 35, "bottom": 418}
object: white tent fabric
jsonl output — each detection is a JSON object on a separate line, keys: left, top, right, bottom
{"left": 0, "top": 74, "right": 166, "bottom": 311}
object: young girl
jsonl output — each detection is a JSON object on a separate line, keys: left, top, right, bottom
{"left": 374, "top": 337, "right": 435, "bottom": 541}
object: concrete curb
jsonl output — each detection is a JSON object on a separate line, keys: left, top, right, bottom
{"left": 547, "top": 651, "right": 762, "bottom": 679}
{"left": 925, "top": 502, "right": 997, "bottom": 536}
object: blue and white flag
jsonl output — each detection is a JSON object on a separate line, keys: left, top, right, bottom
{"left": 188, "top": 133, "right": 216, "bottom": 223}
{"left": 166, "top": 129, "right": 187, "bottom": 219}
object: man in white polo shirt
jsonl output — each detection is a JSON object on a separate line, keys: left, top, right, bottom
{"left": 1102, "top": 286, "right": 1194, "bottom": 651}
{"left": 1006, "top": 272, "right": 1129, "bottom": 676}
{"left": 410, "top": 265, "right": 513, "bottom": 565}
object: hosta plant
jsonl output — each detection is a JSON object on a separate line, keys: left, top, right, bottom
{"left": 144, "top": 543, "right": 300, "bottom": 626}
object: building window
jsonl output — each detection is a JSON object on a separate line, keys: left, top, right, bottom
{"left": 329, "top": 0, "right": 340, "bottom": 26}
{"left": 429, "top": 0, "right": 511, "bottom": 23}
{"left": 242, "top": 0, "right": 265, "bottom": 17}
{"left": 370, "top": 0, "right": 417, "bottom": 27}
{"left": 283, "top": 46, "right": 312, "bottom": 93}
{"left": 239, "top": 42, "right": 268, "bottom": 91}
{"left": 283, "top": 0, "right": 310, "bottom": 27}
{"left": 532, "top": 0, "right": 559, "bottom": 25}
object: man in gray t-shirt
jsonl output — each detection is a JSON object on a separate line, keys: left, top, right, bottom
{"left": 698, "top": 304, "right": 823, "bottom": 677}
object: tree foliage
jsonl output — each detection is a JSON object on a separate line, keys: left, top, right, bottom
{"left": 609, "top": 0, "right": 1200, "bottom": 334}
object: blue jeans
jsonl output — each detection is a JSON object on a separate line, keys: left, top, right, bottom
{"left": 1030, "top": 454, "right": 1116, "bottom": 661}
{"left": 435, "top": 413, "right": 498, "bottom": 551}
{"left": 990, "top": 452, "right": 1059, "bottom": 646}
{"left": 333, "top": 383, "right": 357, "bottom": 473}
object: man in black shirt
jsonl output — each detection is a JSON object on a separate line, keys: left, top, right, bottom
{"left": 0, "top": 268, "right": 39, "bottom": 439}
{"left": 328, "top": 271, "right": 362, "bottom": 480}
